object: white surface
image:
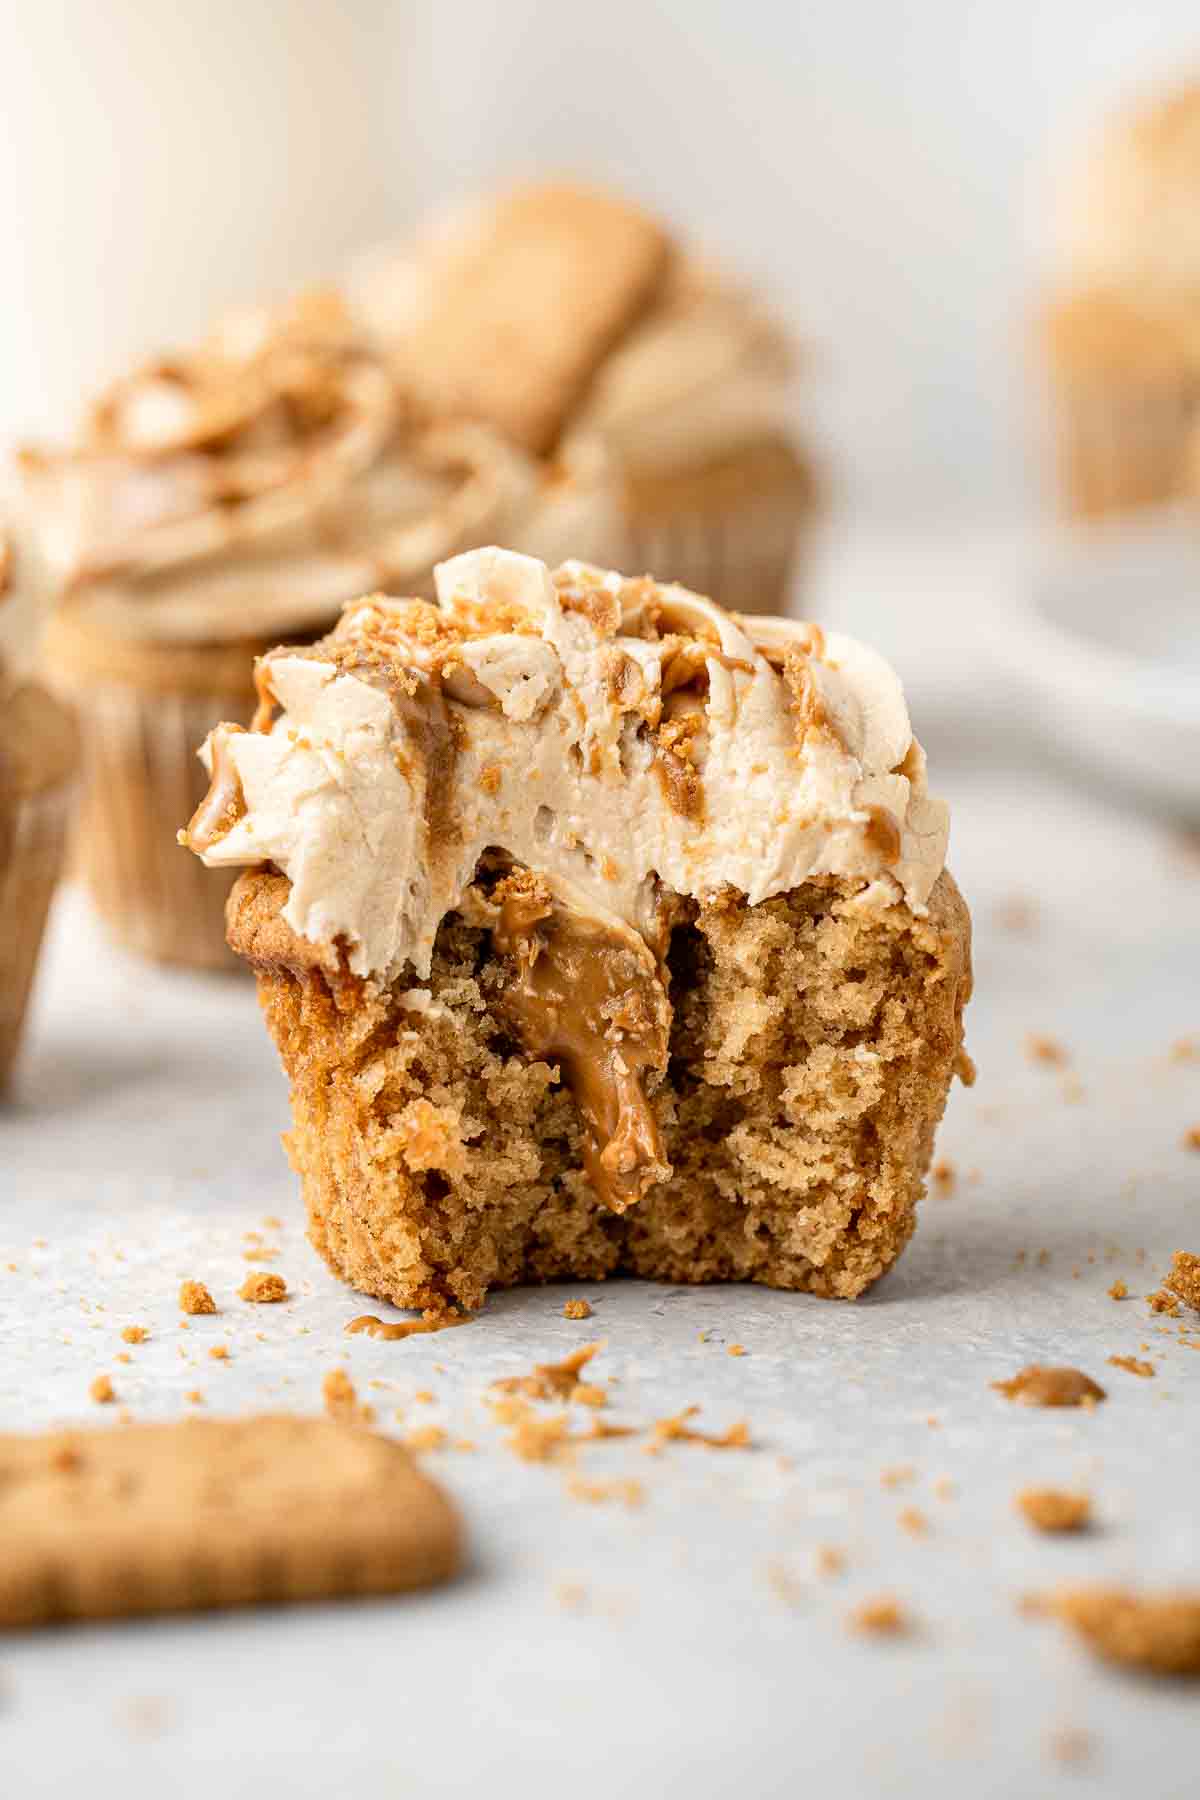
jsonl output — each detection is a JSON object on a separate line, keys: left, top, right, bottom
{"left": 2, "top": 534, "right": 1199, "bottom": 1798}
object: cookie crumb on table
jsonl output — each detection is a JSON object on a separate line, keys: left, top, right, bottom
{"left": 897, "top": 1507, "right": 928, "bottom": 1537}
{"left": 120, "top": 1325, "right": 149, "bottom": 1344}
{"left": 1016, "top": 1488, "right": 1091, "bottom": 1533}
{"left": 492, "top": 1343, "right": 602, "bottom": 1402}
{"left": 178, "top": 1281, "right": 216, "bottom": 1316}
{"left": 1052, "top": 1586, "right": 1200, "bottom": 1677}
{"left": 1107, "top": 1280, "right": 1128, "bottom": 1301}
{"left": 242, "top": 1246, "right": 281, "bottom": 1263}
{"left": 931, "top": 1159, "right": 956, "bottom": 1192}
{"left": 1183, "top": 1127, "right": 1200, "bottom": 1152}
{"left": 562, "top": 1299, "right": 592, "bottom": 1320}
{"left": 1047, "top": 1727, "right": 1094, "bottom": 1766}
{"left": 566, "top": 1477, "right": 645, "bottom": 1509}
{"left": 1147, "top": 1289, "right": 1181, "bottom": 1317}
{"left": 1026, "top": 1033, "right": 1069, "bottom": 1066}
{"left": 727, "top": 1343, "right": 747, "bottom": 1357}
{"left": 849, "top": 1595, "right": 910, "bottom": 1637}
{"left": 992, "top": 1366, "right": 1106, "bottom": 1408}
{"left": 1164, "top": 1250, "right": 1200, "bottom": 1312}
{"left": 644, "top": 1407, "right": 750, "bottom": 1453}
{"left": 815, "top": 1545, "right": 846, "bottom": 1578}
{"left": 239, "top": 1272, "right": 287, "bottom": 1304}
{"left": 185, "top": 1390, "right": 204, "bottom": 1406}
{"left": 89, "top": 1374, "right": 115, "bottom": 1405}
{"left": 1108, "top": 1354, "right": 1154, "bottom": 1378}
{"left": 208, "top": 1345, "right": 230, "bottom": 1362}
{"left": 406, "top": 1425, "right": 447, "bottom": 1453}
{"left": 322, "top": 1368, "right": 361, "bottom": 1421}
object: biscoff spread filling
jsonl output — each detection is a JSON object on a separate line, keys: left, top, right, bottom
{"left": 184, "top": 548, "right": 949, "bottom": 1208}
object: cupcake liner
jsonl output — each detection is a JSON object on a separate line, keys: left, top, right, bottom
{"left": 0, "top": 774, "right": 75, "bottom": 1088}
{"left": 1050, "top": 377, "right": 1195, "bottom": 519}
{"left": 619, "top": 492, "right": 810, "bottom": 616}
{"left": 65, "top": 676, "right": 254, "bottom": 970}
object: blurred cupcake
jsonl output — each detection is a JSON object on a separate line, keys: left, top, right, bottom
{"left": 0, "top": 527, "right": 78, "bottom": 1087}
{"left": 1042, "top": 79, "right": 1200, "bottom": 519}
{"left": 27, "top": 290, "right": 607, "bottom": 968}
{"left": 353, "top": 183, "right": 818, "bottom": 612}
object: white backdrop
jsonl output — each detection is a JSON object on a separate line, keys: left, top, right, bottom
{"left": 1, "top": 0, "right": 1198, "bottom": 521}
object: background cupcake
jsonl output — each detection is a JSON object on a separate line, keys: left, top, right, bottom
{"left": 0, "top": 526, "right": 78, "bottom": 1087}
{"left": 353, "top": 183, "right": 819, "bottom": 614}
{"left": 1041, "top": 79, "right": 1200, "bottom": 520}
{"left": 28, "top": 289, "right": 613, "bottom": 969}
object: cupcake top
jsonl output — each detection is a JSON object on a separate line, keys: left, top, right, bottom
{"left": 185, "top": 547, "right": 947, "bottom": 985}
{"left": 1058, "top": 79, "right": 1200, "bottom": 300}
{"left": 19, "top": 288, "right": 606, "bottom": 646}
{"left": 353, "top": 182, "right": 798, "bottom": 479}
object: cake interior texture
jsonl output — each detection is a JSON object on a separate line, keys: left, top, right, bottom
{"left": 232, "top": 864, "right": 972, "bottom": 1314}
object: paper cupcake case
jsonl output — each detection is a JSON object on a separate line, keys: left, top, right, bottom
{"left": 0, "top": 775, "right": 75, "bottom": 1086}
{"left": 67, "top": 678, "right": 253, "bottom": 971}
{"left": 619, "top": 493, "right": 810, "bottom": 618}
{"left": 1049, "top": 375, "right": 1197, "bottom": 519}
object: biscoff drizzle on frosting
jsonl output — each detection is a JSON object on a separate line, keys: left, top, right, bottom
{"left": 185, "top": 548, "right": 949, "bottom": 1210}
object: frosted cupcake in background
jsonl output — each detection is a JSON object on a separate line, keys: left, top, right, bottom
{"left": 0, "top": 526, "right": 78, "bottom": 1088}
{"left": 353, "top": 183, "right": 819, "bottom": 612}
{"left": 1041, "top": 78, "right": 1200, "bottom": 519}
{"left": 25, "top": 291, "right": 608, "bottom": 970}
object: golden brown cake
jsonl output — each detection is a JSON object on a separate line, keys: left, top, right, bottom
{"left": 1041, "top": 81, "right": 1200, "bottom": 519}
{"left": 0, "top": 530, "right": 78, "bottom": 1086}
{"left": 354, "top": 184, "right": 820, "bottom": 611}
{"left": 185, "top": 548, "right": 971, "bottom": 1312}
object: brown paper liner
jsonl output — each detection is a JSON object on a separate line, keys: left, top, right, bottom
{"left": 58, "top": 672, "right": 255, "bottom": 970}
{"left": 0, "top": 774, "right": 75, "bottom": 1087}
{"left": 616, "top": 436, "right": 819, "bottom": 614}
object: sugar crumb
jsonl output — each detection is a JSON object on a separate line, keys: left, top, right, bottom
{"left": 89, "top": 1374, "right": 115, "bottom": 1405}
{"left": 239, "top": 1271, "right": 287, "bottom": 1304}
{"left": 178, "top": 1280, "right": 216, "bottom": 1316}
{"left": 1016, "top": 1488, "right": 1091, "bottom": 1533}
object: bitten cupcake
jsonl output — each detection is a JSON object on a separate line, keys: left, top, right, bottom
{"left": 184, "top": 548, "right": 971, "bottom": 1315}
{"left": 27, "top": 291, "right": 611, "bottom": 968}
{"left": 0, "top": 528, "right": 78, "bottom": 1088}
{"left": 354, "top": 183, "right": 819, "bottom": 612}
{"left": 1041, "top": 80, "right": 1200, "bottom": 519}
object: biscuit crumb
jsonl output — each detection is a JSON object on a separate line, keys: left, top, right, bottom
{"left": 89, "top": 1374, "right": 115, "bottom": 1405}
{"left": 1016, "top": 1488, "right": 1091, "bottom": 1533}
{"left": 1184, "top": 1127, "right": 1200, "bottom": 1152}
{"left": 178, "top": 1281, "right": 216, "bottom": 1316}
{"left": 406, "top": 1425, "right": 447, "bottom": 1453}
{"left": 727, "top": 1343, "right": 747, "bottom": 1357}
{"left": 507, "top": 1414, "right": 574, "bottom": 1464}
{"left": 115, "top": 1352, "right": 131, "bottom": 1365}
{"left": 1108, "top": 1354, "right": 1154, "bottom": 1378}
{"left": 931, "top": 1159, "right": 956, "bottom": 1192}
{"left": 242, "top": 1246, "right": 281, "bottom": 1262}
{"left": 121, "top": 1325, "right": 149, "bottom": 1344}
{"left": 493, "top": 1343, "right": 602, "bottom": 1402}
{"left": 239, "top": 1272, "right": 287, "bottom": 1304}
{"left": 1108, "top": 1280, "right": 1128, "bottom": 1301}
{"left": 562, "top": 1299, "right": 592, "bottom": 1320}
{"left": 568, "top": 1383, "right": 607, "bottom": 1408}
{"left": 1171, "top": 1037, "right": 1197, "bottom": 1062}
{"left": 849, "top": 1595, "right": 909, "bottom": 1637}
{"left": 415, "top": 1389, "right": 435, "bottom": 1405}
{"left": 1052, "top": 1586, "right": 1200, "bottom": 1676}
{"left": 1164, "top": 1250, "right": 1200, "bottom": 1312}
{"left": 644, "top": 1407, "right": 750, "bottom": 1453}
{"left": 816, "top": 1545, "right": 846, "bottom": 1578}
{"left": 1026, "top": 1033, "right": 1069, "bottom": 1066}
{"left": 566, "top": 1477, "right": 645, "bottom": 1509}
{"left": 992, "top": 1366, "right": 1106, "bottom": 1408}
{"left": 897, "top": 1507, "right": 928, "bottom": 1537}
{"left": 322, "top": 1368, "right": 361, "bottom": 1421}
{"left": 1147, "top": 1289, "right": 1182, "bottom": 1317}
{"left": 185, "top": 1389, "right": 204, "bottom": 1405}
{"left": 880, "top": 1464, "right": 915, "bottom": 1489}
{"left": 207, "top": 1345, "right": 230, "bottom": 1362}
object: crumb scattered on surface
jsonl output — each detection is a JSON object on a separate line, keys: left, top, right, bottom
{"left": 406, "top": 1425, "right": 447, "bottom": 1452}
{"left": 1108, "top": 1354, "right": 1154, "bottom": 1378}
{"left": 242, "top": 1246, "right": 281, "bottom": 1262}
{"left": 727, "top": 1343, "right": 747, "bottom": 1357}
{"left": 880, "top": 1464, "right": 915, "bottom": 1489}
{"left": 1171, "top": 1037, "right": 1197, "bottom": 1062}
{"left": 567, "top": 1477, "right": 645, "bottom": 1509}
{"left": 1147, "top": 1289, "right": 1182, "bottom": 1317}
{"left": 932, "top": 1159, "right": 956, "bottom": 1192}
{"left": 992, "top": 1366, "right": 1106, "bottom": 1408}
{"left": 185, "top": 1389, "right": 203, "bottom": 1405}
{"left": 645, "top": 1407, "right": 750, "bottom": 1453}
{"left": 897, "top": 1507, "right": 928, "bottom": 1537}
{"left": 568, "top": 1383, "right": 607, "bottom": 1408}
{"left": 849, "top": 1595, "right": 910, "bottom": 1637}
{"left": 1047, "top": 1727, "right": 1094, "bottom": 1767}
{"left": 1108, "top": 1280, "right": 1128, "bottom": 1301}
{"left": 816, "top": 1546, "right": 846, "bottom": 1578}
{"left": 1183, "top": 1127, "right": 1200, "bottom": 1152}
{"left": 1164, "top": 1251, "right": 1200, "bottom": 1312}
{"left": 207, "top": 1345, "right": 230, "bottom": 1362}
{"left": 1026, "top": 1034, "right": 1069, "bottom": 1066}
{"left": 89, "top": 1374, "right": 115, "bottom": 1405}
{"left": 120, "top": 1325, "right": 148, "bottom": 1344}
{"left": 178, "top": 1280, "right": 216, "bottom": 1316}
{"left": 1052, "top": 1587, "right": 1200, "bottom": 1677}
{"left": 933, "top": 1477, "right": 956, "bottom": 1501}
{"left": 414, "top": 1389, "right": 434, "bottom": 1405}
{"left": 239, "top": 1272, "right": 287, "bottom": 1304}
{"left": 115, "top": 1352, "right": 131, "bottom": 1365}
{"left": 562, "top": 1299, "right": 592, "bottom": 1320}
{"left": 1016, "top": 1488, "right": 1091, "bottom": 1533}
{"left": 493, "top": 1343, "right": 603, "bottom": 1402}
{"left": 507, "top": 1414, "right": 574, "bottom": 1464}
{"left": 322, "top": 1368, "right": 360, "bottom": 1421}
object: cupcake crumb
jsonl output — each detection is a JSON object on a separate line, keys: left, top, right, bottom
{"left": 1108, "top": 1354, "right": 1154, "bottom": 1378}
{"left": 1108, "top": 1280, "right": 1128, "bottom": 1301}
{"left": 1016, "top": 1488, "right": 1091, "bottom": 1533}
{"left": 1164, "top": 1251, "right": 1200, "bottom": 1312}
{"left": 1026, "top": 1034, "right": 1069, "bottom": 1067}
{"left": 89, "top": 1374, "right": 115, "bottom": 1405}
{"left": 992, "top": 1366, "right": 1105, "bottom": 1408}
{"left": 1052, "top": 1586, "right": 1200, "bottom": 1676}
{"left": 178, "top": 1281, "right": 216, "bottom": 1316}
{"left": 239, "top": 1272, "right": 287, "bottom": 1304}
{"left": 849, "top": 1595, "right": 910, "bottom": 1637}
{"left": 562, "top": 1299, "right": 592, "bottom": 1320}
{"left": 121, "top": 1325, "right": 149, "bottom": 1344}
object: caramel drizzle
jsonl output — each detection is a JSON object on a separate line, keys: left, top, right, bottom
{"left": 183, "top": 725, "right": 247, "bottom": 852}
{"left": 863, "top": 804, "right": 902, "bottom": 865}
{"left": 490, "top": 873, "right": 672, "bottom": 1214}
{"left": 345, "top": 1313, "right": 471, "bottom": 1341}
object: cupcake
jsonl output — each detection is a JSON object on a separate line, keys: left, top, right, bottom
{"left": 353, "top": 183, "right": 818, "bottom": 612}
{"left": 27, "top": 291, "right": 612, "bottom": 968}
{"left": 0, "top": 528, "right": 78, "bottom": 1087}
{"left": 1041, "top": 80, "right": 1200, "bottom": 518}
{"left": 184, "top": 547, "right": 971, "bottom": 1314}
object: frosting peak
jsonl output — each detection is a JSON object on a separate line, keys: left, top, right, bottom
{"left": 185, "top": 550, "right": 948, "bottom": 984}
